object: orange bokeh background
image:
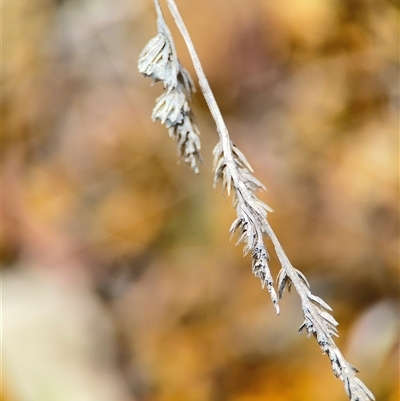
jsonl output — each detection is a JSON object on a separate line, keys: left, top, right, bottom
{"left": 2, "top": 1, "right": 399, "bottom": 401}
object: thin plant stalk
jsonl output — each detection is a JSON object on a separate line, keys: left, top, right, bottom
{"left": 140, "top": 2, "right": 376, "bottom": 400}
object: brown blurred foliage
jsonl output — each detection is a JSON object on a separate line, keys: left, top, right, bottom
{"left": 2, "top": 1, "right": 399, "bottom": 401}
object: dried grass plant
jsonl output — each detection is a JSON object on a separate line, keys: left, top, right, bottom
{"left": 138, "top": 1, "right": 375, "bottom": 400}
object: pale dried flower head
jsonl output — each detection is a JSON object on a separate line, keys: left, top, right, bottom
{"left": 168, "top": 112, "right": 201, "bottom": 173}
{"left": 152, "top": 87, "right": 189, "bottom": 126}
{"left": 138, "top": 6, "right": 201, "bottom": 173}
{"left": 138, "top": 29, "right": 178, "bottom": 89}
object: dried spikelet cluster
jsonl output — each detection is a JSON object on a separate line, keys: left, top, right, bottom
{"left": 213, "top": 141, "right": 279, "bottom": 313}
{"left": 213, "top": 139, "right": 374, "bottom": 400}
{"left": 139, "top": 1, "right": 375, "bottom": 400}
{"left": 278, "top": 268, "right": 375, "bottom": 400}
{"left": 138, "top": 19, "right": 201, "bottom": 173}
{"left": 213, "top": 138, "right": 375, "bottom": 401}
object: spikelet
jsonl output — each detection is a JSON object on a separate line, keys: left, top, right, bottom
{"left": 138, "top": 20, "right": 201, "bottom": 173}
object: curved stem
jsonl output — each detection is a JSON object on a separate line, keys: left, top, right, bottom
{"left": 153, "top": 0, "right": 163, "bottom": 20}
{"left": 165, "top": 0, "right": 262, "bottom": 213}
{"left": 164, "top": 1, "right": 234, "bottom": 157}
{"left": 153, "top": 0, "right": 177, "bottom": 60}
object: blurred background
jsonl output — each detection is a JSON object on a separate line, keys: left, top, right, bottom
{"left": 2, "top": 0, "right": 399, "bottom": 400}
